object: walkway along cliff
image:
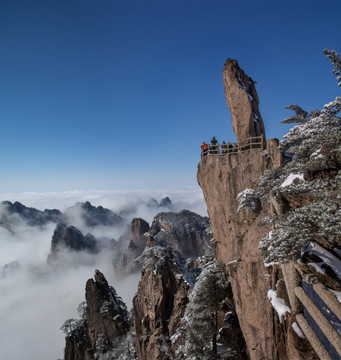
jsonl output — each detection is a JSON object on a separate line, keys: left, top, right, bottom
{"left": 197, "top": 59, "right": 327, "bottom": 360}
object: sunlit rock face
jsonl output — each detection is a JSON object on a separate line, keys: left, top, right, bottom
{"left": 198, "top": 150, "right": 274, "bottom": 360}
{"left": 198, "top": 59, "right": 273, "bottom": 360}
{"left": 223, "top": 58, "right": 266, "bottom": 143}
{"left": 197, "top": 59, "right": 319, "bottom": 360}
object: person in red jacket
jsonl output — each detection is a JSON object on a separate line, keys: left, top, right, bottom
{"left": 201, "top": 142, "right": 208, "bottom": 156}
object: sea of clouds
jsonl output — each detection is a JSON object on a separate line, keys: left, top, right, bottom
{"left": 0, "top": 187, "right": 206, "bottom": 360}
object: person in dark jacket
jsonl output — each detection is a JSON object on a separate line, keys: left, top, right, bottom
{"left": 210, "top": 136, "right": 218, "bottom": 154}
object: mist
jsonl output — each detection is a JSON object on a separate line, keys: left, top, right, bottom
{"left": 0, "top": 188, "right": 206, "bottom": 360}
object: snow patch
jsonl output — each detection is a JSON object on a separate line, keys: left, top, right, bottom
{"left": 330, "top": 289, "right": 341, "bottom": 303}
{"left": 292, "top": 322, "right": 305, "bottom": 338}
{"left": 267, "top": 289, "right": 291, "bottom": 323}
{"left": 227, "top": 260, "right": 238, "bottom": 265}
{"left": 308, "top": 262, "right": 326, "bottom": 275}
{"left": 280, "top": 173, "right": 304, "bottom": 188}
{"left": 306, "top": 242, "right": 341, "bottom": 280}
{"left": 264, "top": 261, "right": 279, "bottom": 267}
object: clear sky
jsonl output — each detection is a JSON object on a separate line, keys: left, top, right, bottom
{"left": 0, "top": 0, "right": 340, "bottom": 193}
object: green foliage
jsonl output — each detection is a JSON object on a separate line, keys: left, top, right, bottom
{"left": 184, "top": 260, "right": 228, "bottom": 359}
{"left": 281, "top": 105, "right": 309, "bottom": 124}
{"left": 323, "top": 49, "right": 341, "bottom": 87}
{"left": 260, "top": 174, "right": 341, "bottom": 263}
{"left": 246, "top": 49, "right": 341, "bottom": 264}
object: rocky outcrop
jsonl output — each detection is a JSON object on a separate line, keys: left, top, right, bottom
{"left": 64, "top": 270, "right": 135, "bottom": 360}
{"left": 223, "top": 59, "right": 266, "bottom": 143}
{"left": 198, "top": 59, "right": 275, "bottom": 360}
{"left": 0, "top": 201, "right": 64, "bottom": 229}
{"left": 65, "top": 201, "right": 123, "bottom": 227}
{"left": 48, "top": 223, "right": 98, "bottom": 263}
{"left": 198, "top": 149, "right": 275, "bottom": 360}
{"left": 118, "top": 218, "right": 150, "bottom": 274}
{"left": 198, "top": 59, "right": 317, "bottom": 360}
{"left": 146, "top": 196, "right": 173, "bottom": 210}
{"left": 150, "top": 210, "right": 211, "bottom": 259}
{"left": 133, "top": 246, "right": 192, "bottom": 360}
{"left": 0, "top": 260, "right": 21, "bottom": 278}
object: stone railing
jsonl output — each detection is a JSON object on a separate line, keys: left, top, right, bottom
{"left": 201, "top": 136, "right": 263, "bottom": 158}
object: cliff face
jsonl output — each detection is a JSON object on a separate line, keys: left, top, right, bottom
{"left": 197, "top": 59, "right": 279, "bottom": 360}
{"left": 197, "top": 59, "right": 324, "bottom": 360}
{"left": 150, "top": 210, "right": 211, "bottom": 259}
{"left": 118, "top": 218, "right": 150, "bottom": 274}
{"left": 198, "top": 150, "right": 274, "bottom": 360}
{"left": 223, "top": 58, "right": 266, "bottom": 143}
{"left": 47, "top": 223, "right": 98, "bottom": 264}
{"left": 133, "top": 246, "right": 192, "bottom": 360}
{"left": 64, "top": 270, "right": 135, "bottom": 360}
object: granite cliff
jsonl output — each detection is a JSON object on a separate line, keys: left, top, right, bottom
{"left": 197, "top": 59, "right": 315, "bottom": 359}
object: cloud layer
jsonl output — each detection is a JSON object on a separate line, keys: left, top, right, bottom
{"left": 0, "top": 188, "right": 206, "bottom": 360}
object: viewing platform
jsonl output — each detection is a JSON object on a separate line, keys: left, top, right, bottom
{"left": 201, "top": 136, "right": 264, "bottom": 158}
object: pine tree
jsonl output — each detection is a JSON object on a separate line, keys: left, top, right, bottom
{"left": 184, "top": 260, "right": 228, "bottom": 360}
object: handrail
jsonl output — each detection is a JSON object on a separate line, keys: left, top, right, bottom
{"left": 201, "top": 136, "right": 263, "bottom": 158}
{"left": 293, "top": 263, "right": 341, "bottom": 359}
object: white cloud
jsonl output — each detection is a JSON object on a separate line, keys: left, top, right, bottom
{"left": 0, "top": 188, "right": 207, "bottom": 360}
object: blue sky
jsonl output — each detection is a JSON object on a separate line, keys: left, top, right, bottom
{"left": 0, "top": 0, "right": 340, "bottom": 193}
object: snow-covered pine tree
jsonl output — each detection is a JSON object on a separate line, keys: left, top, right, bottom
{"left": 183, "top": 260, "right": 228, "bottom": 360}
{"left": 238, "top": 49, "right": 341, "bottom": 264}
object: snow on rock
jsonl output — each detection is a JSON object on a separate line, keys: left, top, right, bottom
{"left": 306, "top": 242, "right": 341, "bottom": 280}
{"left": 330, "top": 289, "right": 341, "bottom": 304}
{"left": 264, "top": 261, "right": 279, "bottom": 268}
{"left": 280, "top": 173, "right": 304, "bottom": 188}
{"left": 292, "top": 322, "right": 305, "bottom": 338}
{"left": 267, "top": 289, "right": 291, "bottom": 323}
{"left": 236, "top": 189, "right": 259, "bottom": 213}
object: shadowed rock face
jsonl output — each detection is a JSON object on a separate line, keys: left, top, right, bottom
{"left": 65, "top": 201, "right": 123, "bottom": 227}
{"left": 118, "top": 218, "right": 151, "bottom": 274}
{"left": 223, "top": 58, "right": 266, "bottom": 143}
{"left": 47, "top": 223, "right": 98, "bottom": 263}
{"left": 150, "top": 210, "right": 211, "bottom": 259}
{"left": 133, "top": 246, "right": 192, "bottom": 360}
{"left": 0, "top": 201, "right": 64, "bottom": 229}
{"left": 64, "top": 270, "right": 132, "bottom": 360}
{"left": 85, "top": 270, "right": 131, "bottom": 347}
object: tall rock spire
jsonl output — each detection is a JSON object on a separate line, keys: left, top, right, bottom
{"left": 223, "top": 59, "right": 266, "bottom": 143}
